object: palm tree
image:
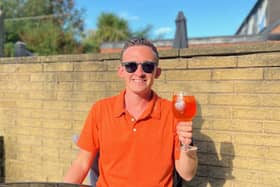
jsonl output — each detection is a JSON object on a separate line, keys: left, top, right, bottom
{"left": 95, "top": 13, "right": 131, "bottom": 43}
{"left": 83, "top": 12, "right": 152, "bottom": 53}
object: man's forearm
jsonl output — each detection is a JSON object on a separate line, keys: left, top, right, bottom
{"left": 175, "top": 150, "right": 198, "bottom": 181}
{"left": 64, "top": 149, "right": 95, "bottom": 184}
{"left": 63, "top": 159, "right": 89, "bottom": 184}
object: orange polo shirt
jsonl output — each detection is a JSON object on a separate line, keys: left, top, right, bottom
{"left": 78, "top": 90, "right": 180, "bottom": 187}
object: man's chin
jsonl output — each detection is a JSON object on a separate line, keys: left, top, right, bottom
{"left": 134, "top": 90, "right": 153, "bottom": 98}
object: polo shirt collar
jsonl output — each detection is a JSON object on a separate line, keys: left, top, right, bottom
{"left": 113, "top": 90, "right": 161, "bottom": 119}
{"left": 113, "top": 90, "right": 126, "bottom": 117}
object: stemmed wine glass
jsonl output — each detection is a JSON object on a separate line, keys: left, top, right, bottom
{"left": 172, "top": 91, "right": 198, "bottom": 151}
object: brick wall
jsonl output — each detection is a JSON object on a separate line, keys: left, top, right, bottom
{"left": 0, "top": 41, "right": 280, "bottom": 187}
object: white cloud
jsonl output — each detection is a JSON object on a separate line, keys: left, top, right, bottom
{"left": 118, "top": 12, "right": 139, "bottom": 21}
{"left": 154, "top": 27, "right": 173, "bottom": 36}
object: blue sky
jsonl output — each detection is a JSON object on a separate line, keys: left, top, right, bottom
{"left": 75, "top": 0, "right": 257, "bottom": 39}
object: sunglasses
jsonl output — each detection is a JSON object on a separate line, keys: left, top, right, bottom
{"left": 121, "top": 61, "right": 157, "bottom": 73}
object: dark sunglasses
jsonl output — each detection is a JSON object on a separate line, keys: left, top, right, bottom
{"left": 121, "top": 61, "right": 157, "bottom": 73}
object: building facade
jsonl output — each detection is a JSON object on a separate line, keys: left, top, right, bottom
{"left": 235, "top": 0, "right": 280, "bottom": 36}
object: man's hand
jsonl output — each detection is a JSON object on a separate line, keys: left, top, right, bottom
{"left": 175, "top": 121, "right": 198, "bottom": 181}
{"left": 176, "top": 121, "right": 193, "bottom": 146}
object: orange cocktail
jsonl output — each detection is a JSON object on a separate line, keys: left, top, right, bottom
{"left": 172, "top": 91, "right": 197, "bottom": 151}
{"left": 172, "top": 94, "right": 196, "bottom": 121}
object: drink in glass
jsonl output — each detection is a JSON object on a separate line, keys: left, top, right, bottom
{"left": 172, "top": 91, "right": 197, "bottom": 151}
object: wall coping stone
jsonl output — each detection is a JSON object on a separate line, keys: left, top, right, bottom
{"left": 0, "top": 41, "right": 279, "bottom": 64}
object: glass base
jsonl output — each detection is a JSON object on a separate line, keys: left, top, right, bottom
{"left": 181, "top": 144, "right": 198, "bottom": 152}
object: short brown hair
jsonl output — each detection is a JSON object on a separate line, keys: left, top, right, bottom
{"left": 120, "top": 37, "right": 159, "bottom": 62}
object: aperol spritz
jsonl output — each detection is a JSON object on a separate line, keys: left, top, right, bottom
{"left": 172, "top": 91, "right": 197, "bottom": 151}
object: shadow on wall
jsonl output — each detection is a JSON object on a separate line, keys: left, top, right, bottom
{"left": 183, "top": 103, "right": 235, "bottom": 187}
{"left": 0, "top": 136, "right": 4, "bottom": 183}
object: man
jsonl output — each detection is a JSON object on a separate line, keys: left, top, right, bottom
{"left": 64, "top": 37, "right": 198, "bottom": 187}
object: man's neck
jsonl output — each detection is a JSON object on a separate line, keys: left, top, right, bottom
{"left": 124, "top": 90, "right": 153, "bottom": 119}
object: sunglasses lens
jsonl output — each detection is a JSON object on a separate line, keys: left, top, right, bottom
{"left": 124, "top": 63, "right": 138, "bottom": 73}
{"left": 142, "top": 62, "right": 155, "bottom": 73}
{"left": 122, "top": 62, "right": 156, "bottom": 73}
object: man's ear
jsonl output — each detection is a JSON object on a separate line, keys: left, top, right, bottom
{"left": 118, "top": 65, "right": 124, "bottom": 78}
{"left": 155, "top": 67, "right": 161, "bottom": 79}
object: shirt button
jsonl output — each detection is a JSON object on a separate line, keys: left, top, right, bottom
{"left": 132, "top": 128, "right": 137, "bottom": 132}
{"left": 131, "top": 118, "right": 135, "bottom": 122}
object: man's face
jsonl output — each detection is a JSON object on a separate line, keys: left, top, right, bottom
{"left": 118, "top": 45, "right": 161, "bottom": 96}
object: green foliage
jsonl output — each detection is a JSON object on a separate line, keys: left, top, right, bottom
{"left": 82, "top": 13, "right": 152, "bottom": 53}
{"left": 1, "top": 1, "right": 153, "bottom": 56}
{"left": 2, "top": 0, "right": 85, "bottom": 56}
{"left": 4, "top": 42, "right": 14, "bottom": 57}
{"left": 95, "top": 12, "right": 132, "bottom": 43}
{"left": 81, "top": 30, "right": 100, "bottom": 53}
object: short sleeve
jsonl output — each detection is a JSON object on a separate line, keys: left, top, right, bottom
{"left": 77, "top": 104, "right": 100, "bottom": 153}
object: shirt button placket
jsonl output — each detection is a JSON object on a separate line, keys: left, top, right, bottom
{"left": 131, "top": 118, "right": 137, "bottom": 132}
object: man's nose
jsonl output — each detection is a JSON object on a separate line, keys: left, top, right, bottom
{"left": 134, "top": 64, "right": 144, "bottom": 75}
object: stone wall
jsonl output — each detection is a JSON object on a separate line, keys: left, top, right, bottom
{"left": 0, "top": 41, "right": 280, "bottom": 187}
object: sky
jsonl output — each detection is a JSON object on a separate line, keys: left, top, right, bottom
{"left": 75, "top": 0, "right": 258, "bottom": 39}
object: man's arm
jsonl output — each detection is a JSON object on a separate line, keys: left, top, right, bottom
{"left": 175, "top": 150, "right": 198, "bottom": 181}
{"left": 64, "top": 149, "right": 96, "bottom": 184}
{"left": 174, "top": 121, "right": 198, "bottom": 181}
